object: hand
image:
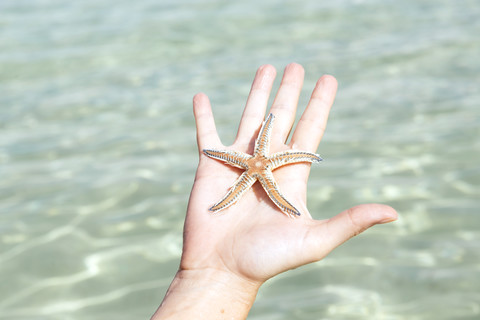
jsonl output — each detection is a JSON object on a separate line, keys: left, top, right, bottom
{"left": 152, "top": 63, "right": 397, "bottom": 319}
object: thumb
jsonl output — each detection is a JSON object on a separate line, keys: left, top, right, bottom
{"left": 303, "top": 204, "right": 397, "bottom": 263}
{"left": 324, "top": 204, "right": 398, "bottom": 249}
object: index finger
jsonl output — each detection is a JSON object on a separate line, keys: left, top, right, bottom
{"left": 289, "top": 75, "right": 338, "bottom": 152}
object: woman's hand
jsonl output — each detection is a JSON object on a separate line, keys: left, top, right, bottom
{"left": 152, "top": 63, "right": 397, "bottom": 320}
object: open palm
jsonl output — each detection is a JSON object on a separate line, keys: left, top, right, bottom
{"left": 181, "top": 64, "right": 397, "bottom": 284}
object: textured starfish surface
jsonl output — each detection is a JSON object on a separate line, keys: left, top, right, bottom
{"left": 203, "top": 113, "right": 322, "bottom": 218}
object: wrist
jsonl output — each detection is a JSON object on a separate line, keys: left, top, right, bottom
{"left": 152, "top": 268, "right": 262, "bottom": 320}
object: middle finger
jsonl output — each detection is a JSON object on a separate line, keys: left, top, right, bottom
{"left": 269, "top": 63, "right": 305, "bottom": 145}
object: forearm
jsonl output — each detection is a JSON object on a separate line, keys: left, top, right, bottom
{"left": 151, "top": 269, "right": 261, "bottom": 320}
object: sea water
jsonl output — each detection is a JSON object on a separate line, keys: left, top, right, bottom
{"left": 0, "top": 0, "right": 479, "bottom": 319}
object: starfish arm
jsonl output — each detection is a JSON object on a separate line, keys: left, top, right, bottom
{"left": 257, "top": 170, "right": 301, "bottom": 218}
{"left": 203, "top": 149, "right": 251, "bottom": 169}
{"left": 253, "top": 113, "right": 275, "bottom": 157}
{"left": 209, "top": 172, "right": 257, "bottom": 212}
{"left": 268, "top": 150, "right": 322, "bottom": 170}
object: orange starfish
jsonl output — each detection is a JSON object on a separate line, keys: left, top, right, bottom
{"left": 203, "top": 113, "right": 322, "bottom": 218}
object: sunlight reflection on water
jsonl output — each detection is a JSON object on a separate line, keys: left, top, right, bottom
{"left": 0, "top": 0, "right": 479, "bottom": 319}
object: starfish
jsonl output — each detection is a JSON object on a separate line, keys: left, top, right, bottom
{"left": 203, "top": 113, "right": 322, "bottom": 218}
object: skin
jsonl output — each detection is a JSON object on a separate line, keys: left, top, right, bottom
{"left": 151, "top": 63, "right": 397, "bottom": 319}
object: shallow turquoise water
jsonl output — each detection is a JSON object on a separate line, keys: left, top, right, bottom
{"left": 1, "top": 0, "right": 479, "bottom": 319}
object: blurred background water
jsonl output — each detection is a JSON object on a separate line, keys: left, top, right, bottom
{"left": 0, "top": 0, "right": 479, "bottom": 319}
